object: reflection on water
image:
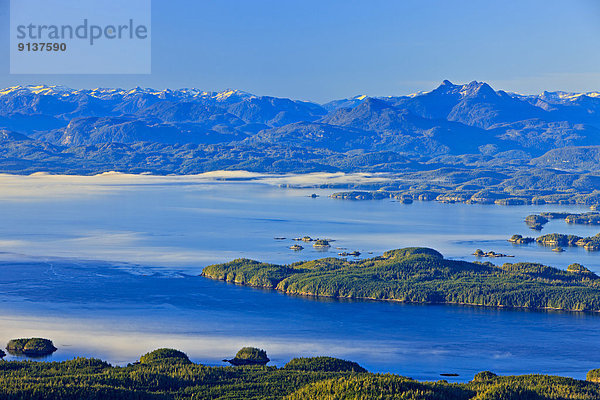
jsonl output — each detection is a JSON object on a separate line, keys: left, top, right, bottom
{"left": 0, "top": 177, "right": 597, "bottom": 272}
{"left": 0, "top": 175, "right": 598, "bottom": 382}
{"left": 0, "top": 256, "right": 599, "bottom": 382}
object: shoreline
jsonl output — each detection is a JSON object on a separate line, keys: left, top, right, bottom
{"left": 0, "top": 170, "right": 597, "bottom": 209}
{"left": 1, "top": 348, "right": 599, "bottom": 399}
{"left": 201, "top": 274, "right": 600, "bottom": 314}
{"left": 201, "top": 248, "right": 600, "bottom": 314}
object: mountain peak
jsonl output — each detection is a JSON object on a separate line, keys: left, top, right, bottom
{"left": 429, "top": 80, "right": 497, "bottom": 99}
{"left": 359, "top": 97, "right": 390, "bottom": 110}
{"left": 0, "top": 84, "right": 75, "bottom": 96}
{"left": 459, "top": 81, "right": 497, "bottom": 98}
{"left": 214, "top": 89, "right": 255, "bottom": 102}
{"left": 430, "top": 80, "right": 461, "bottom": 95}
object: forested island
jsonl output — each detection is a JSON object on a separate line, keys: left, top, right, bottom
{"left": 508, "top": 232, "right": 600, "bottom": 251}
{"left": 0, "top": 347, "right": 599, "bottom": 399}
{"left": 524, "top": 212, "right": 600, "bottom": 230}
{"left": 223, "top": 347, "right": 270, "bottom": 366}
{"left": 508, "top": 231, "right": 600, "bottom": 251}
{"left": 6, "top": 338, "right": 57, "bottom": 357}
{"left": 508, "top": 234, "right": 535, "bottom": 244}
{"left": 202, "top": 247, "right": 600, "bottom": 312}
{"left": 525, "top": 214, "right": 549, "bottom": 230}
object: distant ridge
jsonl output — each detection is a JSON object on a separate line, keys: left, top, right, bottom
{"left": 1, "top": 80, "right": 600, "bottom": 174}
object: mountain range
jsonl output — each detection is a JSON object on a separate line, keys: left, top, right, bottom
{"left": 1, "top": 81, "right": 600, "bottom": 174}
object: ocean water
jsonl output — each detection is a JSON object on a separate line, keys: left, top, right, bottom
{"left": 0, "top": 173, "right": 599, "bottom": 382}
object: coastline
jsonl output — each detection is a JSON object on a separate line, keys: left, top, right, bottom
{"left": 1, "top": 349, "right": 599, "bottom": 399}
{"left": 201, "top": 248, "right": 600, "bottom": 313}
{"left": 200, "top": 274, "right": 600, "bottom": 314}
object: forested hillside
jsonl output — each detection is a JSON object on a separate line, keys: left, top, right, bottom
{"left": 202, "top": 247, "right": 600, "bottom": 311}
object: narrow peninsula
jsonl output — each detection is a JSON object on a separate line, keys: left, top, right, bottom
{"left": 202, "top": 247, "right": 600, "bottom": 312}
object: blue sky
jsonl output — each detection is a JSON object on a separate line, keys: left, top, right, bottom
{"left": 1, "top": 0, "right": 600, "bottom": 102}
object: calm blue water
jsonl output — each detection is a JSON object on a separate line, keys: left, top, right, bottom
{"left": 0, "top": 175, "right": 599, "bottom": 382}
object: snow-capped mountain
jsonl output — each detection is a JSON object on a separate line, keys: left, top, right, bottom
{"left": 1, "top": 80, "right": 600, "bottom": 157}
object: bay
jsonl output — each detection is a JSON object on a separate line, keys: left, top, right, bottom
{"left": 0, "top": 173, "right": 599, "bottom": 382}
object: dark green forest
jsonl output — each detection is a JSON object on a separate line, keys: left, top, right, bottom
{"left": 1, "top": 350, "right": 599, "bottom": 399}
{"left": 202, "top": 247, "right": 600, "bottom": 311}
